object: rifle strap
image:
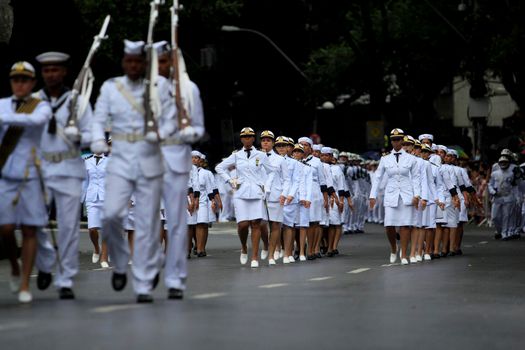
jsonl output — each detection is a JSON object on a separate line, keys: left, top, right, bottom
{"left": 115, "top": 79, "right": 145, "bottom": 115}
{"left": 0, "top": 97, "right": 42, "bottom": 177}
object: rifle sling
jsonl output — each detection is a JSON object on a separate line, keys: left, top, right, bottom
{"left": 0, "top": 98, "right": 41, "bottom": 177}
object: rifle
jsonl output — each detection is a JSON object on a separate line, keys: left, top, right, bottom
{"left": 66, "top": 15, "right": 110, "bottom": 132}
{"left": 143, "top": 0, "right": 164, "bottom": 140}
{"left": 170, "top": 0, "right": 191, "bottom": 130}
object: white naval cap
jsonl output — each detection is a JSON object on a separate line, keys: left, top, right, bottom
{"left": 431, "top": 144, "right": 438, "bottom": 152}
{"left": 298, "top": 137, "right": 313, "bottom": 146}
{"left": 200, "top": 153, "right": 206, "bottom": 160}
{"left": 153, "top": 41, "right": 170, "bottom": 56}
{"left": 10, "top": 61, "right": 35, "bottom": 78}
{"left": 498, "top": 156, "right": 510, "bottom": 162}
{"left": 437, "top": 145, "right": 448, "bottom": 152}
{"left": 191, "top": 150, "right": 203, "bottom": 158}
{"left": 35, "top": 51, "right": 70, "bottom": 65}
{"left": 501, "top": 149, "right": 512, "bottom": 156}
{"left": 312, "top": 144, "right": 322, "bottom": 151}
{"left": 124, "top": 39, "right": 145, "bottom": 55}
{"left": 321, "top": 147, "right": 333, "bottom": 154}
{"left": 447, "top": 149, "right": 458, "bottom": 157}
{"left": 418, "top": 133, "right": 434, "bottom": 142}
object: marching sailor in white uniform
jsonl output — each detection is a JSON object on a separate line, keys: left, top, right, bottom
{"left": 91, "top": 40, "right": 176, "bottom": 302}
{"left": 155, "top": 41, "right": 205, "bottom": 299}
{"left": 215, "top": 127, "right": 276, "bottom": 268}
{"left": 0, "top": 62, "right": 52, "bottom": 303}
{"left": 32, "top": 52, "right": 94, "bottom": 299}
{"left": 369, "top": 128, "right": 421, "bottom": 265}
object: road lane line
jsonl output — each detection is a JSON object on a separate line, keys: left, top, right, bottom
{"left": 348, "top": 268, "right": 370, "bottom": 274}
{"left": 92, "top": 267, "right": 112, "bottom": 271}
{"left": 0, "top": 322, "right": 28, "bottom": 332}
{"left": 478, "top": 241, "right": 488, "bottom": 244}
{"left": 381, "top": 263, "right": 400, "bottom": 267}
{"left": 308, "top": 276, "right": 333, "bottom": 281}
{"left": 192, "top": 293, "right": 227, "bottom": 299}
{"left": 91, "top": 304, "right": 145, "bottom": 313}
{"left": 258, "top": 283, "right": 288, "bottom": 289}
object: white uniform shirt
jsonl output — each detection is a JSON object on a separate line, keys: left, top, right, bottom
{"left": 263, "top": 149, "right": 290, "bottom": 202}
{"left": 92, "top": 75, "right": 176, "bottom": 180}
{"left": 215, "top": 147, "right": 275, "bottom": 200}
{"left": 83, "top": 155, "right": 108, "bottom": 203}
{"left": 370, "top": 149, "right": 421, "bottom": 207}
{"left": 36, "top": 89, "right": 93, "bottom": 179}
{"left": 0, "top": 96, "right": 51, "bottom": 180}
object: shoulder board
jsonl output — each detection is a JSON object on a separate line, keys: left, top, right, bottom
{"left": 381, "top": 152, "right": 389, "bottom": 157}
{"left": 85, "top": 155, "right": 94, "bottom": 159}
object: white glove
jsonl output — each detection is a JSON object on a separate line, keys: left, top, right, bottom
{"left": 145, "top": 131, "right": 159, "bottom": 143}
{"left": 64, "top": 126, "right": 80, "bottom": 142}
{"left": 229, "top": 178, "right": 239, "bottom": 190}
{"left": 90, "top": 140, "right": 108, "bottom": 154}
{"left": 178, "top": 126, "right": 201, "bottom": 144}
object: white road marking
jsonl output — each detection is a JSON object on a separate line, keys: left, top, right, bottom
{"left": 478, "top": 241, "right": 488, "bottom": 244}
{"left": 258, "top": 283, "right": 289, "bottom": 289}
{"left": 348, "top": 268, "right": 371, "bottom": 274}
{"left": 381, "top": 263, "right": 400, "bottom": 267}
{"left": 308, "top": 276, "right": 333, "bottom": 281}
{"left": 191, "top": 292, "right": 227, "bottom": 299}
{"left": 91, "top": 304, "right": 145, "bottom": 314}
{"left": 92, "top": 267, "right": 112, "bottom": 271}
{"left": 0, "top": 322, "right": 28, "bottom": 332}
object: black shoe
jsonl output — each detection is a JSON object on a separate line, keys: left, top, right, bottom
{"left": 112, "top": 272, "right": 127, "bottom": 291}
{"left": 502, "top": 236, "right": 510, "bottom": 241}
{"left": 356, "top": 229, "right": 364, "bottom": 234}
{"left": 333, "top": 249, "right": 339, "bottom": 255}
{"left": 59, "top": 287, "right": 75, "bottom": 300}
{"left": 456, "top": 249, "right": 463, "bottom": 255}
{"left": 37, "top": 271, "right": 52, "bottom": 290}
{"left": 343, "top": 231, "right": 350, "bottom": 235}
{"left": 168, "top": 288, "right": 184, "bottom": 300}
{"left": 197, "top": 251, "right": 207, "bottom": 257}
{"left": 448, "top": 251, "right": 456, "bottom": 257}
{"left": 439, "top": 252, "right": 447, "bottom": 258}
{"left": 152, "top": 273, "right": 160, "bottom": 290}
{"left": 320, "top": 247, "right": 327, "bottom": 254}
{"left": 432, "top": 253, "right": 440, "bottom": 259}
{"left": 137, "top": 294, "right": 153, "bottom": 303}
{"left": 187, "top": 254, "right": 191, "bottom": 259}
{"left": 327, "top": 251, "right": 334, "bottom": 257}
{"left": 494, "top": 233, "right": 502, "bottom": 240}
{"left": 307, "top": 255, "right": 315, "bottom": 260}
{"left": 316, "top": 253, "right": 322, "bottom": 258}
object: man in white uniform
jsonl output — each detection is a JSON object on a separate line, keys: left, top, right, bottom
{"left": 91, "top": 40, "right": 176, "bottom": 303}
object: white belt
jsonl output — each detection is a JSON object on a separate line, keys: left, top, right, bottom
{"left": 111, "top": 133, "right": 145, "bottom": 143}
{"left": 161, "top": 137, "right": 184, "bottom": 146}
{"left": 42, "top": 149, "right": 80, "bottom": 163}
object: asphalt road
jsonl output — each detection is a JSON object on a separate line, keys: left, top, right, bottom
{"left": 1, "top": 223, "right": 524, "bottom": 350}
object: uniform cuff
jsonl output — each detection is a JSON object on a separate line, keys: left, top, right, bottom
{"left": 320, "top": 185, "right": 328, "bottom": 193}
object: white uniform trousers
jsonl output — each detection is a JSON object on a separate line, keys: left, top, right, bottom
{"left": 219, "top": 191, "right": 233, "bottom": 222}
{"left": 36, "top": 228, "right": 56, "bottom": 274}
{"left": 103, "top": 173, "right": 162, "bottom": 295}
{"left": 491, "top": 200, "right": 514, "bottom": 238}
{"left": 163, "top": 171, "right": 189, "bottom": 290}
{"left": 41, "top": 177, "right": 83, "bottom": 288}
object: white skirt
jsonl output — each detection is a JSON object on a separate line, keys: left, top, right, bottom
{"left": 384, "top": 197, "right": 414, "bottom": 227}
{"left": 267, "top": 201, "right": 284, "bottom": 223}
{"left": 197, "top": 199, "right": 209, "bottom": 224}
{"left": 422, "top": 204, "right": 436, "bottom": 229}
{"left": 86, "top": 200, "right": 104, "bottom": 229}
{"left": 459, "top": 199, "right": 468, "bottom": 223}
{"left": 283, "top": 203, "right": 299, "bottom": 227}
{"left": 0, "top": 178, "right": 47, "bottom": 227}
{"left": 329, "top": 204, "right": 342, "bottom": 225}
{"left": 309, "top": 197, "right": 323, "bottom": 223}
{"left": 295, "top": 204, "right": 310, "bottom": 228}
{"left": 445, "top": 205, "right": 459, "bottom": 228}
{"left": 234, "top": 198, "right": 265, "bottom": 223}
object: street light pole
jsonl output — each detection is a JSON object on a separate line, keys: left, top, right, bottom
{"left": 221, "top": 25, "right": 308, "bottom": 80}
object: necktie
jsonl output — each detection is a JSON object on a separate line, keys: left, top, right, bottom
{"left": 394, "top": 152, "right": 401, "bottom": 163}
{"left": 13, "top": 99, "right": 23, "bottom": 111}
{"left": 244, "top": 148, "right": 251, "bottom": 159}
{"left": 266, "top": 152, "right": 271, "bottom": 157}
{"left": 95, "top": 156, "right": 102, "bottom": 165}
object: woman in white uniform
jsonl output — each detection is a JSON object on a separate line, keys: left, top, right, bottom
{"left": 369, "top": 128, "right": 421, "bottom": 265}
{"left": 191, "top": 151, "right": 214, "bottom": 257}
{"left": 215, "top": 127, "right": 275, "bottom": 268}
{"left": 260, "top": 131, "right": 290, "bottom": 265}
